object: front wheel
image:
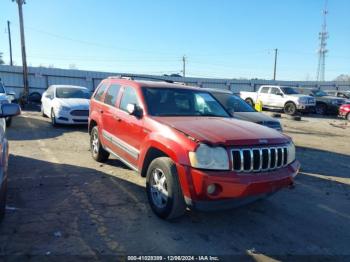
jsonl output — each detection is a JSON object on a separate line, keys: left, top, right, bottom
{"left": 51, "top": 109, "right": 58, "bottom": 127}
{"left": 146, "top": 157, "right": 186, "bottom": 220}
{"left": 315, "top": 104, "right": 327, "bottom": 115}
{"left": 90, "top": 126, "right": 109, "bottom": 162}
{"left": 284, "top": 102, "right": 297, "bottom": 115}
{"left": 5, "top": 117, "right": 12, "bottom": 127}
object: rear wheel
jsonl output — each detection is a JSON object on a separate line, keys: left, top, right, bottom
{"left": 315, "top": 103, "right": 327, "bottom": 115}
{"left": 245, "top": 98, "right": 254, "bottom": 108}
{"left": 146, "top": 157, "right": 186, "bottom": 220}
{"left": 284, "top": 102, "right": 297, "bottom": 115}
{"left": 90, "top": 126, "right": 109, "bottom": 162}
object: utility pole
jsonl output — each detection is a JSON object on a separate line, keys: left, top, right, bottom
{"left": 7, "top": 21, "right": 13, "bottom": 66}
{"left": 182, "top": 55, "right": 186, "bottom": 77}
{"left": 273, "top": 48, "right": 278, "bottom": 81}
{"left": 13, "top": 0, "right": 29, "bottom": 105}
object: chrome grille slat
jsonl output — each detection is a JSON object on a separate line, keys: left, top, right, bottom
{"left": 231, "top": 145, "right": 288, "bottom": 173}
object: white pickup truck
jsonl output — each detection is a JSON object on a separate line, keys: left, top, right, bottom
{"left": 240, "top": 85, "right": 316, "bottom": 115}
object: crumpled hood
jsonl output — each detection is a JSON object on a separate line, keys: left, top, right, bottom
{"left": 153, "top": 117, "right": 289, "bottom": 146}
{"left": 57, "top": 98, "right": 90, "bottom": 109}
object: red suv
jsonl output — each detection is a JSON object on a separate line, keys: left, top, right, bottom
{"left": 89, "top": 77, "right": 300, "bottom": 219}
{"left": 339, "top": 104, "right": 350, "bottom": 121}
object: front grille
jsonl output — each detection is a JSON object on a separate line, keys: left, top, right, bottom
{"left": 231, "top": 146, "right": 288, "bottom": 173}
{"left": 308, "top": 98, "right": 316, "bottom": 104}
{"left": 73, "top": 119, "right": 88, "bottom": 123}
{"left": 70, "top": 110, "right": 89, "bottom": 116}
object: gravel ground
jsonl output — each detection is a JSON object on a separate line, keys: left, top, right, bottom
{"left": 0, "top": 111, "right": 349, "bottom": 261}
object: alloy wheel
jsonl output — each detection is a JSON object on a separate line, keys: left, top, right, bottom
{"left": 91, "top": 130, "right": 99, "bottom": 156}
{"left": 150, "top": 168, "right": 168, "bottom": 209}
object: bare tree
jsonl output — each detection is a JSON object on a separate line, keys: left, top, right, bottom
{"left": 334, "top": 74, "right": 350, "bottom": 82}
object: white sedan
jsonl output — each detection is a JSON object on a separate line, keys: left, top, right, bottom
{"left": 41, "top": 85, "right": 91, "bottom": 126}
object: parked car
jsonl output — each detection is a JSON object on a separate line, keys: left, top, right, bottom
{"left": 325, "top": 90, "right": 350, "bottom": 103}
{"left": 89, "top": 77, "right": 300, "bottom": 220}
{"left": 297, "top": 88, "right": 346, "bottom": 115}
{"left": 0, "top": 103, "right": 21, "bottom": 221}
{"left": 41, "top": 85, "right": 91, "bottom": 126}
{"left": 240, "top": 85, "right": 315, "bottom": 115}
{"left": 339, "top": 104, "right": 350, "bottom": 121}
{"left": 203, "top": 88, "right": 282, "bottom": 131}
{"left": 0, "top": 78, "right": 18, "bottom": 127}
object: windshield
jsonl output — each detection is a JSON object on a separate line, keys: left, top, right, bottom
{"left": 281, "top": 87, "right": 299, "bottom": 95}
{"left": 312, "top": 90, "right": 328, "bottom": 97}
{"left": 56, "top": 87, "right": 90, "bottom": 99}
{"left": 212, "top": 93, "right": 255, "bottom": 113}
{"left": 143, "top": 88, "right": 230, "bottom": 117}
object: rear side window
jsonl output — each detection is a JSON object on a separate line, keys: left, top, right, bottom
{"left": 104, "top": 84, "right": 121, "bottom": 107}
{"left": 120, "top": 87, "right": 139, "bottom": 111}
{"left": 94, "top": 83, "right": 108, "bottom": 101}
{"left": 260, "top": 87, "right": 269, "bottom": 93}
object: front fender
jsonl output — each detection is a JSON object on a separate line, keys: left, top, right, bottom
{"left": 139, "top": 133, "right": 195, "bottom": 168}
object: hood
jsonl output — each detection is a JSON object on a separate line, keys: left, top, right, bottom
{"left": 57, "top": 98, "right": 90, "bottom": 109}
{"left": 287, "top": 94, "right": 313, "bottom": 99}
{"left": 233, "top": 112, "right": 278, "bottom": 123}
{"left": 153, "top": 117, "right": 289, "bottom": 146}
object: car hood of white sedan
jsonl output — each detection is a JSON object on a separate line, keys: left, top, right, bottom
{"left": 56, "top": 98, "right": 90, "bottom": 109}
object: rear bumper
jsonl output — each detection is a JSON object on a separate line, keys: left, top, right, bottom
{"left": 177, "top": 161, "right": 300, "bottom": 211}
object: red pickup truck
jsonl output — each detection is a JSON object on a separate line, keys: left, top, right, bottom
{"left": 89, "top": 77, "right": 300, "bottom": 219}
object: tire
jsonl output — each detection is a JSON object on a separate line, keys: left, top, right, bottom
{"left": 284, "top": 102, "right": 297, "bottom": 115}
{"left": 90, "top": 126, "right": 109, "bottom": 162}
{"left": 315, "top": 103, "right": 327, "bottom": 115}
{"left": 41, "top": 105, "right": 46, "bottom": 117}
{"left": 51, "top": 109, "right": 58, "bottom": 127}
{"left": 245, "top": 98, "right": 254, "bottom": 108}
{"left": 146, "top": 157, "right": 186, "bottom": 220}
{"left": 5, "top": 117, "right": 12, "bottom": 127}
{"left": 272, "top": 113, "right": 281, "bottom": 118}
{"left": 0, "top": 180, "right": 7, "bottom": 222}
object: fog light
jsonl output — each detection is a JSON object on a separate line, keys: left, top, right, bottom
{"left": 207, "top": 184, "right": 216, "bottom": 195}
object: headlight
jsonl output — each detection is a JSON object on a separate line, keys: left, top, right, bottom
{"left": 189, "top": 144, "right": 229, "bottom": 170}
{"left": 58, "top": 106, "right": 70, "bottom": 112}
{"left": 298, "top": 97, "right": 307, "bottom": 104}
{"left": 287, "top": 142, "right": 296, "bottom": 164}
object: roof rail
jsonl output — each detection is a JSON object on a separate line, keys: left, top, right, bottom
{"left": 107, "top": 75, "right": 134, "bottom": 80}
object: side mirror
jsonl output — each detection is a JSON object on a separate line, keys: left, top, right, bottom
{"left": 126, "top": 103, "right": 143, "bottom": 118}
{"left": 277, "top": 92, "right": 284, "bottom": 97}
{"left": 0, "top": 103, "right": 21, "bottom": 118}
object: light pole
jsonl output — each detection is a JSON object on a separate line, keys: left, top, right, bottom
{"left": 13, "top": 0, "right": 29, "bottom": 105}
